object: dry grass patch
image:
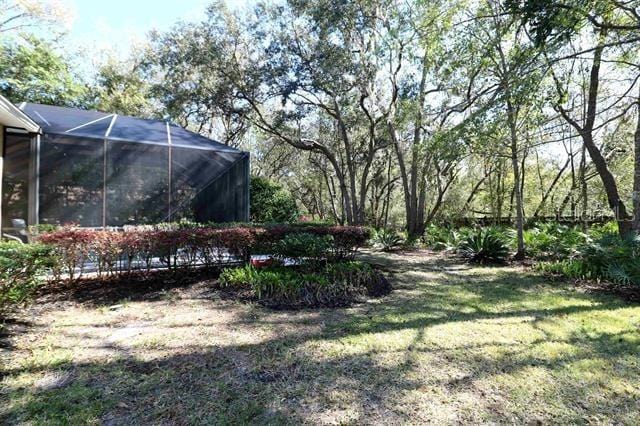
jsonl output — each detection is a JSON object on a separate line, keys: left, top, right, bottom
{"left": 1, "top": 250, "right": 639, "bottom": 424}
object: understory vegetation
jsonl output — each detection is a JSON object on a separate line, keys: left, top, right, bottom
{"left": 1, "top": 0, "right": 639, "bottom": 423}
{"left": 219, "top": 261, "right": 389, "bottom": 307}
{"left": 0, "top": 224, "right": 372, "bottom": 312}
{"left": 219, "top": 230, "right": 390, "bottom": 307}
{"left": 416, "top": 220, "right": 640, "bottom": 290}
{"left": 536, "top": 233, "right": 640, "bottom": 288}
{"left": 0, "top": 242, "right": 55, "bottom": 311}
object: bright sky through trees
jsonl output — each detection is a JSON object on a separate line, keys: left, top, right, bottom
{"left": 65, "top": 0, "right": 251, "bottom": 60}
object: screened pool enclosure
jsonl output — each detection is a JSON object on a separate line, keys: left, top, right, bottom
{"left": 1, "top": 102, "right": 249, "bottom": 230}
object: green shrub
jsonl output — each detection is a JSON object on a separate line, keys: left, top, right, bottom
{"left": 250, "top": 176, "right": 299, "bottom": 223}
{"left": 0, "top": 242, "right": 55, "bottom": 310}
{"left": 536, "top": 232, "right": 640, "bottom": 287}
{"left": 535, "top": 259, "right": 593, "bottom": 280}
{"left": 588, "top": 221, "right": 618, "bottom": 240}
{"left": 524, "top": 223, "right": 587, "bottom": 260}
{"left": 372, "top": 229, "right": 403, "bottom": 252}
{"left": 27, "top": 223, "right": 59, "bottom": 236}
{"left": 423, "top": 224, "right": 451, "bottom": 251}
{"left": 458, "top": 228, "right": 510, "bottom": 264}
{"left": 272, "top": 232, "right": 333, "bottom": 264}
{"left": 219, "top": 261, "right": 389, "bottom": 307}
{"left": 580, "top": 233, "right": 640, "bottom": 286}
{"left": 423, "top": 224, "right": 474, "bottom": 251}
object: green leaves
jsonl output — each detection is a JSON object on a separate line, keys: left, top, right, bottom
{"left": 218, "top": 260, "right": 387, "bottom": 307}
{"left": 0, "top": 241, "right": 56, "bottom": 310}
{"left": 506, "top": 0, "right": 597, "bottom": 46}
{"left": 250, "top": 177, "right": 300, "bottom": 223}
{"left": 0, "top": 36, "right": 87, "bottom": 106}
{"left": 458, "top": 227, "right": 511, "bottom": 263}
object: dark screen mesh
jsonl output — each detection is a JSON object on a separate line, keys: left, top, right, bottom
{"left": 2, "top": 132, "right": 30, "bottom": 228}
{"left": 22, "top": 103, "right": 110, "bottom": 135}
{"left": 13, "top": 103, "right": 250, "bottom": 227}
{"left": 171, "top": 147, "right": 221, "bottom": 221}
{"left": 106, "top": 142, "right": 169, "bottom": 226}
{"left": 170, "top": 148, "right": 248, "bottom": 222}
{"left": 169, "top": 125, "right": 237, "bottom": 152}
{"left": 39, "top": 135, "right": 104, "bottom": 227}
{"left": 109, "top": 116, "right": 169, "bottom": 145}
{"left": 193, "top": 154, "right": 249, "bottom": 223}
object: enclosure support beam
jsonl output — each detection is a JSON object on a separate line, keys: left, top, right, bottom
{"left": 27, "top": 134, "right": 40, "bottom": 226}
{"left": 245, "top": 153, "right": 250, "bottom": 222}
{"left": 103, "top": 115, "right": 118, "bottom": 228}
{"left": 102, "top": 139, "right": 107, "bottom": 228}
{"left": 0, "top": 126, "right": 4, "bottom": 236}
{"left": 167, "top": 122, "right": 172, "bottom": 222}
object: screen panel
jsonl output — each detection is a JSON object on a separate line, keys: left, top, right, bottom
{"left": 169, "top": 124, "right": 237, "bottom": 152}
{"left": 170, "top": 147, "right": 241, "bottom": 222}
{"left": 109, "top": 116, "right": 169, "bottom": 145}
{"left": 22, "top": 103, "right": 111, "bottom": 135}
{"left": 171, "top": 147, "right": 248, "bottom": 223}
{"left": 195, "top": 154, "right": 249, "bottom": 223}
{"left": 39, "top": 135, "right": 104, "bottom": 227}
{"left": 106, "top": 141, "right": 169, "bottom": 226}
{"left": 2, "top": 132, "right": 31, "bottom": 228}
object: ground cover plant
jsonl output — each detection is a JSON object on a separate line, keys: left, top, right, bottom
{"left": 219, "top": 261, "right": 389, "bottom": 307}
{"left": 370, "top": 229, "right": 403, "bottom": 252}
{"left": 220, "top": 230, "right": 390, "bottom": 307}
{"left": 420, "top": 221, "right": 640, "bottom": 298}
{"left": 536, "top": 232, "right": 640, "bottom": 291}
{"left": 457, "top": 227, "right": 511, "bottom": 264}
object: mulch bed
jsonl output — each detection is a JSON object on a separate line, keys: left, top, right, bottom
{"left": 33, "top": 268, "right": 222, "bottom": 307}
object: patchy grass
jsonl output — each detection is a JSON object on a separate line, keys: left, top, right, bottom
{"left": 1, "top": 250, "right": 639, "bottom": 424}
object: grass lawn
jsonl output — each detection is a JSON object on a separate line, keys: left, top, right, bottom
{"left": 1, "top": 250, "right": 639, "bottom": 424}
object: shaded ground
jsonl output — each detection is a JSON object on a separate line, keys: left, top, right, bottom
{"left": 1, "top": 250, "right": 639, "bottom": 424}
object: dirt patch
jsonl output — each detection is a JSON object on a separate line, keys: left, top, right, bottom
{"left": 538, "top": 272, "right": 640, "bottom": 303}
{"left": 33, "top": 268, "right": 222, "bottom": 307}
{"left": 573, "top": 280, "right": 640, "bottom": 303}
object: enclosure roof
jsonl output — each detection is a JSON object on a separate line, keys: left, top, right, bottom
{"left": 0, "top": 95, "right": 40, "bottom": 132}
{"left": 18, "top": 102, "right": 242, "bottom": 154}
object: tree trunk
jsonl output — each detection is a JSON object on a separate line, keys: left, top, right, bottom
{"left": 633, "top": 88, "right": 640, "bottom": 234}
{"left": 389, "top": 53, "right": 430, "bottom": 239}
{"left": 558, "top": 36, "right": 632, "bottom": 236}
{"left": 507, "top": 100, "right": 525, "bottom": 260}
{"left": 533, "top": 157, "right": 570, "bottom": 217}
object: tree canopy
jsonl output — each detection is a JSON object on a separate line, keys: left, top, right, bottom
{"left": 2, "top": 0, "right": 639, "bottom": 242}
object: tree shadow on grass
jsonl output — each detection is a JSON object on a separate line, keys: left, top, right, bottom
{"left": 2, "top": 325, "right": 638, "bottom": 424}
{"left": 2, "top": 252, "right": 639, "bottom": 424}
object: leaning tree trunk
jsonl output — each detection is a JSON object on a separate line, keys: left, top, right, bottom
{"left": 558, "top": 36, "right": 632, "bottom": 236}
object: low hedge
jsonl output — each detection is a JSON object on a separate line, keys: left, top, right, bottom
{"left": 34, "top": 224, "right": 371, "bottom": 279}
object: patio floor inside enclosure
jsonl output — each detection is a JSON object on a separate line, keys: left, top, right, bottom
{"left": 1, "top": 104, "right": 249, "bottom": 229}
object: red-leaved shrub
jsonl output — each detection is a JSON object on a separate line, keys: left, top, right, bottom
{"left": 35, "top": 224, "right": 370, "bottom": 280}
